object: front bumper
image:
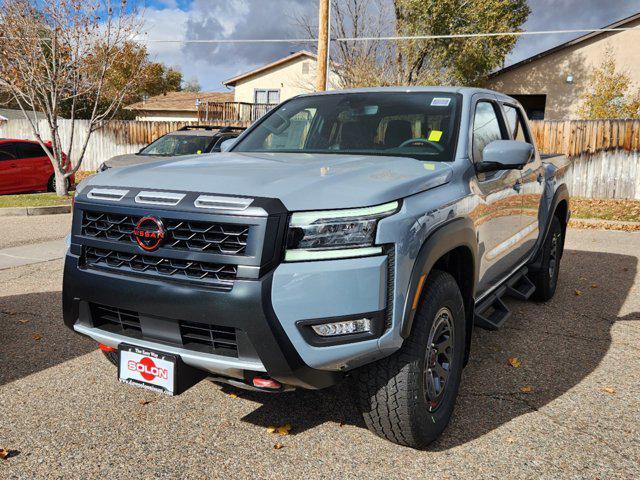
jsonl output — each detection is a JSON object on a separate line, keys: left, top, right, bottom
{"left": 63, "top": 249, "right": 389, "bottom": 389}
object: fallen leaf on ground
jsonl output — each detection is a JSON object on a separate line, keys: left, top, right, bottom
{"left": 508, "top": 357, "right": 521, "bottom": 368}
{"left": 227, "top": 393, "right": 238, "bottom": 398}
{"left": 0, "top": 448, "right": 18, "bottom": 460}
{"left": 591, "top": 283, "right": 598, "bottom": 288}
{"left": 273, "top": 443, "right": 284, "bottom": 450}
{"left": 277, "top": 424, "right": 292, "bottom": 436}
{"left": 574, "top": 289, "right": 583, "bottom": 296}
{"left": 506, "top": 437, "right": 515, "bottom": 444}
{"left": 267, "top": 426, "right": 276, "bottom": 433}
{"left": 602, "top": 387, "right": 616, "bottom": 395}
{"left": 520, "top": 386, "right": 534, "bottom": 393}
{"left": 139, "top": 399, "right": 152, "bottom": 405}
{"left": 32, "top": 333, "right": 42, "bottom": 341}
{"left": 18, "top": 319, "right": 29, "bottom": 324}
{"left": 339, "top": 421, "right": 345, "bottom": 428}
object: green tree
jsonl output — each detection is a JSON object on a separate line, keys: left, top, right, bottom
{"left": 393, "top": 0, "right": 530, "bottom": 85}
{"left": 578, "top": 54, "right": 640, "bottom": 119}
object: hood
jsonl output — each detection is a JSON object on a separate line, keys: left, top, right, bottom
{"left": 104, "top": 153, "right": 166, "bottom": 168}
{"left": 90, "top": 152, "right": 453, "bottom": 211}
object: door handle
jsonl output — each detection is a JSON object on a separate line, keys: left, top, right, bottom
{"left": 513, "top": 180, "right": 522, "bottom": 192}
{"left": 9, "top": 163, "right": 18, "bottom": 168}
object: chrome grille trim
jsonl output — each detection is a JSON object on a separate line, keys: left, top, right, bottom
{"left": 135, "top": 191, "right": 186, "bottom": 206}
{"left": 87, "top": 188, "right": 128, "bottom": 202}
{"left": 194, "top": 195, "right": 253, "bottom": 211}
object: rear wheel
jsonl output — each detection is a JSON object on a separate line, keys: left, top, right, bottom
{"left": 352, "top": 270, "right": 466, "bottom": 448}
{"left": 531, "top": 216, "right": 563, "bottom": 301}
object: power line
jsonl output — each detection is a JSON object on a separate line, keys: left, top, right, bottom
{"left": 132, "top": 27, "right": 639, "bottom": 44}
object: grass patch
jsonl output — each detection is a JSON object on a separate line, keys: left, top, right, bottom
{"left": 0, "top": 192, "right": 72, "bottom": 208}
{"left": 570, "top": 197, "right": 640, "bottom": 223}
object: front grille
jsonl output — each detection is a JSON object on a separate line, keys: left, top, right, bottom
{"left": 83, "top": 246, "right": 237, "bottom": 289}
{"left": 180, "top": 321, "right": 238, "bottom": 357}
{"left": 91, "top": 303, "right": 141, "bottom": 335}
{"left": 81, "top": 211, "right": 249, "bottom": 255}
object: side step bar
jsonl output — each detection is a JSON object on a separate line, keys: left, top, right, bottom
{"left": 474, "top": 268, "right": 536, "bottom": 330}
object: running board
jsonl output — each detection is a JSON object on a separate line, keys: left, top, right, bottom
{"left": 474, "top": 268, "right": 536, "bottom": 330}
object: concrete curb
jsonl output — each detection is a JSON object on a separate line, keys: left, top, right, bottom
{"left": 0, "top": 205, "right": 71, "bottom": 217}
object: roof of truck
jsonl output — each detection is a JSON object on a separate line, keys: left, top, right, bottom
{"left": 297, "top": 86, "right": 512, "bottom": 100}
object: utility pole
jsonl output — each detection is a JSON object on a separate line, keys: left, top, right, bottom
{"left": 316, "top": 0, "right": 330, "bottom": 92}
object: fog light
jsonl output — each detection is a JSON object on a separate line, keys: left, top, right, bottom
{"left": 311, "top": 318, "right": 371, "bottom": 337}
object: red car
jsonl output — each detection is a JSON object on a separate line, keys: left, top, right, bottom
{"left": 0, "top": 139, "right": 74, "bottom": 194}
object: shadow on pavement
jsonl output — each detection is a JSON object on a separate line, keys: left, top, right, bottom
{"left": 233, "top": 249, "right": 638, "bottom": 447}
{"left": 0, "top": 291, "right": 95, "bottom": 386}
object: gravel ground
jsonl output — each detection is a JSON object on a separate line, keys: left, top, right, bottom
{"left": 0, "top": 214, "right": 71, "bottom": 250}
{"left": 0, "top": 227, "right": 639, "bottom": 479}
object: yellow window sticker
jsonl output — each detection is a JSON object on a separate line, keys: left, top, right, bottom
{"left": 428, "top": 130, "right": 443, "bottom": 142}
{"left": 196, "top": 150, "right": 202, "bottom": 154}
{"left": 423, "top": 163, "right": 436, "bottom": 171}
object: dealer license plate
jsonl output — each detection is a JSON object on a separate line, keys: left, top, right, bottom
{"left": 118, "top": 344, "right": 177, "bottom": 395}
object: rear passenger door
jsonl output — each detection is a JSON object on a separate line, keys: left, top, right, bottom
{"left": 470, "top": 97, "right": 524, "bottom": 295}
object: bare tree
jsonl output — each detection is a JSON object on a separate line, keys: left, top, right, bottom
{"left": 297, "top": 0, "right": 394, "bottom": 88}
{"left": 0, "top": 0, "right": 145, "bottom": 195}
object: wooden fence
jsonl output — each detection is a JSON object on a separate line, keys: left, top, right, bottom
{"left": 1, "top": 117, "right": 640, "bottom": 198}
{"left": 530, "top": 119, "right": 640, "bottom": 156}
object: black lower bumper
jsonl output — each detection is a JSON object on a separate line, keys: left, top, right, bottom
{"left": 62, "top": 252, "right": 342, "bottom": 390}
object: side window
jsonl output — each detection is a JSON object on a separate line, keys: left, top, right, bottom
{"left": 503, "top": 105, "right": 530, "bottom": 143}
{"left": 472, "top": 101, "right": 505, "bottom": 162}
{"left": 17, "top": 142, "right": 47, "bottom": 159}
{"left": 0, "top": 143, "right": 17, "bottom": 161}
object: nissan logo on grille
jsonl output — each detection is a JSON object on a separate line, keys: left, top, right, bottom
{"left": 132, "top": 216, "right": 165, "bottom": 251}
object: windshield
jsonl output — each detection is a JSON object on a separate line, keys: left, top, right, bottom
{"left": 234, "top": 92, "right": 461, "bottom": 161}
{"left": 140, "top": 134, "right": 214, "bottom": 156}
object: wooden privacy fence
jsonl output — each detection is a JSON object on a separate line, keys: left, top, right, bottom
{"left": 1, "top": 117, "right": 640, "bottom": 198}
{"left": 530, "top": 119, "right": 640, "bottom": 156}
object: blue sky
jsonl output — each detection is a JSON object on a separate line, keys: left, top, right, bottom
{"left": 138, "top": 0, "right": 640, "bottom": 92}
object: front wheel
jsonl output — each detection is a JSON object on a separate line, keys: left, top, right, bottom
{"left": 352, "top": 270, "right": 466, "bottom": 448}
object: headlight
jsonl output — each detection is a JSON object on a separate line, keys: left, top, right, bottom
{"left": 285, "top": 201, "right": 399, "bottom": 261}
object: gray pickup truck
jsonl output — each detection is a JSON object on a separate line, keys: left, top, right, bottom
{"left": 63, "top": 87, "right": 569, "bottom": 448}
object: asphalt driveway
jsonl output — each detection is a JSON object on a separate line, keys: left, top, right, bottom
{"left": 0, "top": 221, "right": 638, "bottom": 479}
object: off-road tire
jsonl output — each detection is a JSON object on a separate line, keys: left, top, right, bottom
{"left": 352, "top": 270, "right": 466, "bottom": 448}
{"left": 531, "top": 216, "right": 563, "bottom": 301}
{"left": 102, "top": 350, "right": 118, "bottom": 366}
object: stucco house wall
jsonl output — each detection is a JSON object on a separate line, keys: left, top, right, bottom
{"left": 486, "top": 16, "right": 640, "bottom": 120}
{"left": 227, "top": 52, "right": 341, "bottom": 104}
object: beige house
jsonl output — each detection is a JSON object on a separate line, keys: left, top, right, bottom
{"left": 125, "top": 91, "right": 233, "bottom": 121}
{"left": 486, "top": 13, "right": 640, "bottom": 120}
{"left": 223, "top": 50, "right": 340, "bottom": 105}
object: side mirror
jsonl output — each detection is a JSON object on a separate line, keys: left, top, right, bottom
{"left": 220, "top": 138, "right": 237, "bottom": 152}
{"left": 476, "top": 140, "right": 533, "bottom": 173}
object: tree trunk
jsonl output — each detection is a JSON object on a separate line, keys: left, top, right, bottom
{"left": 54, "top": 167, "right": 68, "bottom": 197}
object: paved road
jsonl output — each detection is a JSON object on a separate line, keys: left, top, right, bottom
{"left": 0, "top": 223, "right": 639, "bottom": 479}
{"left": 0, "top": 213, "right": 71, "bottom": 250}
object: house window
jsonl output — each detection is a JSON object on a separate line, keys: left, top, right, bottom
{"left": 302, "top": 62, "right": 310, "bottom": 74}
{"left": 509, "top": 94, "right": 546, "bottom": 120}
{"left": 254, "top": 89, "right": 280, "bottom": 105}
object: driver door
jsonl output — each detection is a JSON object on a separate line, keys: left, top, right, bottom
{"left": 470, "top": 97, "right": 524, "bottom": 296}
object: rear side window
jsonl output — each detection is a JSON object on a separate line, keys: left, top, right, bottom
{"left": 472, "top": 101, "right": 504, "bottom": 162}
{"left": 0, "top": 143, "right": 17, "bottom": 161}
{"left": 503, "top": 105, "right": 529, "bottom": 143}
{"left": 18, "top": 142, "right": 47, "bottom": 159}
